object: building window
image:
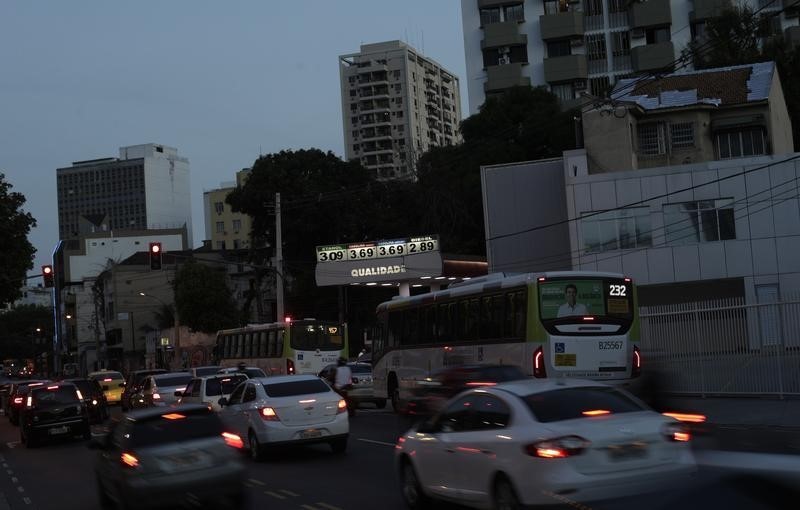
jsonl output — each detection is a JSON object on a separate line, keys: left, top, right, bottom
{"left": 216, "top": 221, "right": 224, "bottom": 233}
{"left": 716, "top": 127, "right": 766, "bottom": 159}
{"left": 504, "top": 4, "right": 524, "bottom": 22}
{"left": 544, "top": 0, "right": 570, "bottom": 15}
{"left": 547, "top": 40, "right": 572, "bottom": 58}
{"left": 646, "top": 26, "right": 671, "bottom": 44}
{"left": 637, "top": 123, "right": 666, "bottom": 156}
{"left": 664, "top": 199, "right": 736, "bottom": 245}
{"left": 214, "top": 201, "right": 224, "bottom": 214}
{"left": 216, "top": 241, "right": 225, "bottom": 250}
{"left": 480, "top": 7, "right": 501, "bottom": 25}
{"left": 232, "top": 219, "right": 242, "bottom": 233}
{"left": 670, "top": 122, "right": 695, "bottom": 148}
{"left": 581, "top": 207, "right": 652, "bottom": 253}
{"left": 233, "top": 239, "right": 241, "bottom": 249}
{"left": 550, "top": 83, "right": 574, "bottom": 102}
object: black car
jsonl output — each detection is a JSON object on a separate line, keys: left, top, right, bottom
{"left": 19, "top": 382, "right": 91, "bottom": 448}
{"left": 64, "top": 378, "right": 109, "bottom": 424}
{"left": 121, "top": 369, "right": 167, "bottom": 411}
{"left": 404, "top": 364, "right": 529, "bottom": 415}
{"left": 7, "top": 381, "right": 49, "bottom": 425}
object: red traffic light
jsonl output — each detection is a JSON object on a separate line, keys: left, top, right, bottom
{"left": 150, "top": 243, "right": 161, "bottom": 254}
{"left": 149, "top": 242, "right": 163, "bottom": 270}
{"left": 42, "top": 265, "right": 54, "bottom": 288}
{"left": 43, "top": 266, "right": 52, "bottom": 275}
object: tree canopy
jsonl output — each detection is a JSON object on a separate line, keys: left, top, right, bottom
{"left": 0, "top": 305, "right": 53, "bottom": 359}
{"left": 173, "top": 259, "right": 240, "bottom": 332}
{"left": 0, "top": 174, "right": 37, "bottom": 307}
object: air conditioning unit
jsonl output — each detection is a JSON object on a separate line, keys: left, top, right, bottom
{"left": 631, "top": 28, "right": 645, "bottom": 39}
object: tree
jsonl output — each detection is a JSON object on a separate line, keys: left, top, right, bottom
{"left": 0, "top": 305, "right": 53, "bottom": 359}
{"left": 416, "top": 86, "right": 577, "bottom": 254}
{"left": 173, "top": 258, "right": 240, "bottom": 333}
{"left": 0, "top": 174, "right": 37, "bottom": 307}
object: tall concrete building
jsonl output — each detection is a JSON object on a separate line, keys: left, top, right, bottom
{"left": 203, "top": 168, "right": 253, "bottom": 250}
{"left": 461, "top": 0, "right": 800, "bottom": 115}
{"left": 57, "top": 143, "right": 193, "bottom": 246}
{"left": 339, "top": 40, "right": 463, "bottom": 180}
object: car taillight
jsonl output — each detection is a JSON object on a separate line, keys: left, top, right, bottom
{"left": 13, "top": 397, "right": 23, "bottom": 405}
{"left": 222, "top": 432, "right": 244, "bottom": 449}
{"left": 632, "top": 345, "right": 641, "bottom": 378}
{"left": 662, "top": 422, "right": 691, "bottom": 442}
{"left": 525, "top": 436, "right": 589, "bottom": 458}
{"left": 533, "top": 346, "right": 546, "bottom": 378}
{"left": 260, "top": 407, "right": 280, "bottom": 421}
{"left": 120, "top": 452, "right": 140, "bottom": 468}
{"left": 337, "top": 399, "right": 347, "bottom": 414}
{"left": 153, "top": 392, "right": 161, "bottom": 400}
{"left": 286, "top": 359, "right": 295, "bottom": 375}
{"left": 26, "top": 396, "right": 32, "bottom": 408}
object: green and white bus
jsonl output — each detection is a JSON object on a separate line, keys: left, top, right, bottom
{"left": 214, "top": 319, "right": 348, "bottom": 376}
{"left": 372, "top": 271, "right": 641, "bottom": 410}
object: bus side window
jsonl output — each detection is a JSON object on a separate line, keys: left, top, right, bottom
{"left": 403, "top": 308, "right": 419, "bottom": 346}
{"left": 253, "top": 332, "right": 264, "bottom": 357}
{"left": 436, "top": 303, "right": 449, "bottom": 343}
{"left": 223, "top": 335, "right": 231, "bottom": 358}
{"left": 480, "top": 295, "right": 503, "bottom": 340}
{"left": 388, "top": 311, "right": 402, "bottom": 349}
{"left": 514, "top": 290, "right": 527, "bottom": 338}
{"left": 268, "top": 331, "right": 277, "bottom": 357}
{"left": 234, "top": 334, "right": 243, "bottom": 358}
{"left": 467, "top": 298, "right": 480, "bottom": 340}
{"left": 276, "top": 330, "right": 284, "bottom": 357}
{"left": 243, "top": 333, "right": 252, "bottom": 358}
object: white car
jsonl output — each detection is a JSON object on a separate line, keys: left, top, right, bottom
{"left": 218, "top": 375, "right": 348, "bottom": 461}
{"left": 395, "top": 378, "right": 696, "bottom": 509}
{"left": 178, "top": 373, "right": 249, "bottom": 412}
{"left": 217, "top": 366, "right": 267, "bottom": 379}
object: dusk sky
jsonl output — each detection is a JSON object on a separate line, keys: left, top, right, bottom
{"left": 0, "top": 1, "right": 469, "bottom": 278}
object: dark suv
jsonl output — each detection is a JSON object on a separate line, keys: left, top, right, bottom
{"left": 121, "top": 369, "right": 167, "bottom": 411}
{"left": 64, "top": 378, "right": 108, "bottom": 424}
{"left": 405, "top": 364, "right": 529, "bottom": 415}
{"left": 19, "top": 382, "right": 91, "bottom": 448}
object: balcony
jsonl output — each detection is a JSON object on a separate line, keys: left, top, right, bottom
{"left": 629, "top": 0, "right": 672, "bottom": 28}
{"left": 689, "top": 0, "right": 732, "bottom": 22}
{"left": 481, "top": 22, "right": 527, "bottom": 50}
{"left": 543, "top": 54, "right": 588, "bottom": 84}
{"left": 631, "top": 41, "right": 675, "bottom": 72}
{"left": 539, "top": 10, "right": 584, "bottom": 41}
{"left": 484, "top": 62, "right": 531, "bottom": 92}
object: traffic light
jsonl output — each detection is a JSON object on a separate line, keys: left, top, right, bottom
{"left": 149, "top": 242, "right": 163, "bottom": 270}
{"left": 42, "top": 265, "right": 54, "bottom": 288}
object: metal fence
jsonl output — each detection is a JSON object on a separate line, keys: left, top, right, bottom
{"left": 640, "top": 296, "right": 800, "bottom": 397}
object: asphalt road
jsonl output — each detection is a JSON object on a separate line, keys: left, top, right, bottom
{"left": 0, "top": 398, "right": 797, "bottom": 509}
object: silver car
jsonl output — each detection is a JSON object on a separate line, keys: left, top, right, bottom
{"left": 91, "top": 404, "right": 246, "bottom": 509}
{"left": 131, "top": 372, "right": 193, "bottom": 409}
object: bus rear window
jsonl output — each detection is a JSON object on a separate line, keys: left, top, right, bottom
{"left": 290, "top": 323, "right": 344, "bottom": 351}
{"left": 538, "top": 279, "right": 632, "bottom": 320}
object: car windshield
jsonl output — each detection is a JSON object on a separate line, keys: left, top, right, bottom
{"left": 32, "top": 386, "right": 80, "bottom": 407}
{"left": 194, "top": 366, "right": 220, "bottom": 377}
{"left": 350, "top": 364, "right": 371, "bottom": 374}
{"left": 155, "top": 375, "right": 193, "bottom": 388}
{"left": 522, "top": 387, "right": 647, "bottom": 423}
{"left": 130, "top": 411, "right": 223, "bottom": 447}
{"left": 262, "top": 379, "right": 331, "bottom": 397}
{"left": 206, "top": 375, "right": 248, "bottom": 396}
{"left": 245, "top": 368, "right": 267, "bottom": 378}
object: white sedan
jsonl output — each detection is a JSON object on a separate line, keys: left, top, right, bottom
{"left": 218, "top": 375, "right": 348, "bottom": 460}
{"left": 395, "top": 378, "right": 696, "bottom": 509}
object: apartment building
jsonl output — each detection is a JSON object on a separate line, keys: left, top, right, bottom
{"left": 461, "top": 0, "right": 800, "bottom": 114}
{"left": 339, "top": 40, "right": 463, "bottom": 180}
{"left": 56, "top": 143, "right": 193, "bottom": 246}
{"left": 203, "top": 168, "right": 253, "bottom": 250}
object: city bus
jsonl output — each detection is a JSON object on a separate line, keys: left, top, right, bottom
{"left": 372, "top": 271, "right": 641, "bottom": 411}
{"left": 213, "top": 318, "right": 349, "bottom": 376}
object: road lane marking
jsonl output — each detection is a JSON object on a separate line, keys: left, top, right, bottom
{"left": 22, "top": 497, "right": 30, "bottom": 505}
{"left": 11, "top": 477, "right": 17, "bottom": 484}
{"left": 264, "top": 491, "right": 286, "bottom": 500}
{"left": 17, "top": 486, "right": 24, "bottom": 493}
{"left": 317, "top": 503, "right": 343, "bottom": 510}
{"left": 247, "top": 478, "right": 265, "bottom": 486}
{"left": 300, "top": 505, "right": 319, "bottom": 510}
{"left": 279, "top": 489, "right": 299, "bottom": 497}
{"left": 357, "top": 438, "right": 396, "bottom": 447}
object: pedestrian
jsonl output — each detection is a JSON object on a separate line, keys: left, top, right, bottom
{"left": 333, "top": 357, "right": 355, "bottom": 416}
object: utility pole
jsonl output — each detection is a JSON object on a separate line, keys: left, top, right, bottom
{"left": 275, "top": 192, "right": 284, "bottom": 322}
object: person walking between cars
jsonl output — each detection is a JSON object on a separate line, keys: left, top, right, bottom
{"left": 333, "top": 358, "right": 355, "bottom": 417}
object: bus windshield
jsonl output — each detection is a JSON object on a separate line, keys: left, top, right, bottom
{"left": 538, "top": 278, "right": 633, "bottom": 320}
{"left": 290, "top": 323, "right": 345, "bottom": 351}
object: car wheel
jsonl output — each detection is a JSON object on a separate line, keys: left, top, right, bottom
{"left": 400, "top": 460, "right": 429, "bottom": 509}
{"left": 493, "top": 477, "right": 521, "bottom": 510}
{"left": 248, "top": 431, "right": 264, "bottom": 461}
{"left": 330, "top": 436, "right": 347, "bottom": 454}
{"left": 375, "top": 399, "right": 387, "bottom": 409}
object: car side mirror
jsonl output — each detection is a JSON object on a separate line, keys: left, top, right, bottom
{"left": 218, "top": 397, "right": 228, "bottom": 407}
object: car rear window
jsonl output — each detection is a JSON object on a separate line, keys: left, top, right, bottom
{"left": 206, "top": 375, "right": 248, "bottom": 397}
{"left": 130, "top": 412, "right": 223, "bottom": 447}
{"left": 262, "top": 379, "right": 331, "bottom": 397}
{"left": 32, "top": 386, "right": 80, "bottom": 407}
{"left": 522, "top": 387, "right": 647, "bottom": 423}
{"left": 245, "top": 368, "right": 267, "bottom": 378}
{"left": 155, "top": 375, "right": 193, "bottom": 388}
{"left": 195, "top": 367, "right": 220, "bottom": 377}
{"left": 350, "top": 365, "right": 371, "bottom": 374}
